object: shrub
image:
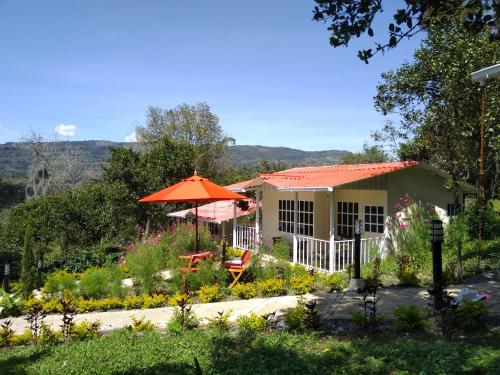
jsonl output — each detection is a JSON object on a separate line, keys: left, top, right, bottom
{"left": 226, "top": 247, "right": 244, "bottom": 258}
{"left": 393, "top": 305, "right": 429, "bottom": 332}
{"left": 143, "top": 294, "right": 167, "bottom": 309}
{"left": 168, "top": 292, "right": 191, "bottom": 307}
{"left": 42, "top": 299, "right": 63, "bottom": 314}
{"left": 231, "top": 283, "right": 257, "bottom": 299}
{"left": 167, "top": 308, "right": 198, "bottom": 334}
{"left": 123, "top": 296, "right": 145, "bottom": 310}
{"left": 398, "top": 270, "right": 420, "bottom": 287}
{"left": 129, "top": 316, "right": 156, "bottom": 332}
{"left": 315, "top": 273, "right": 347, "bottom": 292}
{"left": 237, "top": 313, "right": 267, "bottom": 332}
{"left": 208, "top": 310, "right": 232, "bottom": 331}
{"left": 256, "top": 278, "right": 287, "bottom": 297}
{"left": 198, "top": 284, "right": 222, "bottom": 303}
{"left": 283, "top": 298, "right": 320, "bottom": 331}
{"left": 11, "top": 329, "right": 32, "bottom": 346}
{"left": 187, "top": 261, "right": 228, "bottom": 291}
{"left": 76, "top": 297, "right": 123, "bottom": 313}
{"left": 38, "top": 323, "right": 61, "bottom": 345}
{"left": 125, "top": 243, "right": 163, "bottom": 295}
{"left": 79, "top": 268, "right": 109, "bottom": 299}
{"left": 271, "top": 239, "right": 291, "bottom": 260}
{"left": 455, "top": 300, "right": 489, "bottom": 331}
{"left": 43, "top": 270, "right": 78, "bottom": 299}
{"left": 289, "top": 274, "right": 314, "bottom": 295}
{"left": 71, "top": 320, "right": 102, "bottom": 340}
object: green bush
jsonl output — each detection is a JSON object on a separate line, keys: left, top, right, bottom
{"left": 125, "top": 243, "right": 163, "bottom": 295}
{"left": 314, "top": 273, "right": 347, "bottom": 292}
{"left": 79, "top": 264, "right": 125, "bottom": 299}
{"left": 283, "top": 298, "right": 320, "bottom": 331}
{"left": 167, "top": 308, "right": 198, "bottom": 334}
{"left": 237, "top": 313, "right": 267, "bottom": 332}
{"left": 398, "top": 270, "right": 420, "bottom": 287}
{"left": 393, "top": 305, "right": 429, "bottom": 332}
{"left": 256, "top": 278, "right": 286, "bottom": 297}
{"left": 42, "top": 298, "right": 63, "bottom": 313}
{"left": 43, "top": 270, "right": 79, "bottom": 298}
{"left": 168, "top": 292, "right": 191, "bottom": 307}
{"left": 456, "top": 300, "right": 489, "bottom": 331}
{"left": 289, "top": 274, "right": 314, "bottom": 295}
{"left": 38, "top": 323, "right": 61, "bottom": 345}
{"left": 187, "top": 261, "right": 227, "bottom": 291}
{"left": 76, "top": 297, "right": 124, "bottom": 313}
{"left": 129, "top": 316, "right": 156, "bottom": 332}
{"left": 231, "top": 283, "right": 257, "bottom": 299}
{"left": 198, "top": 284, "right": 222, "bottom": 303}
{"left": 271, "top": 239, "right": 291, "bottom": 260}
{"left": 71, "top": 320, "right": 102, "bottom": 340}
{"left": 143, "top": 294, "right": 167, "bottom": 309}
{"left": 11, "top": 329, "right": 32, "bottom": 347}
{"left": 123, "top": 295, "right": 144, "bottom": 310}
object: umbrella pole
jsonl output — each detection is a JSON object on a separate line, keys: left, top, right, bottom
{"left": 195, "top": 202, "right": 199, "bottom": 253}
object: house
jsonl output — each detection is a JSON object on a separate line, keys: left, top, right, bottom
{"left": 227, "top": 161, "right": 476, "bottom": 273}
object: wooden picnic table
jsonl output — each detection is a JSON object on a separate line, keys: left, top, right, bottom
{"left": 179, "top": 251, "right": 212, "bottom": 273}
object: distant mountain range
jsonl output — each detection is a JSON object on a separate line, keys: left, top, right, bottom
{"left": 0, "top": 140, "right": 349, "bottom": 179}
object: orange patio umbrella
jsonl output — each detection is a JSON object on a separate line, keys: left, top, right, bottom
{"left": 138, "top": 172, "right": 246, "bottom": 252}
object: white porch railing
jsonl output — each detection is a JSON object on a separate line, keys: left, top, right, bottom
{"left": 293, "top": 235, "right": 382, "bottom": 273}
{"left": 235, "top": 224, "right": 256, "bottom": 251}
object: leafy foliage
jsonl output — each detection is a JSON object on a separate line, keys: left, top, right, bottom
{"left": 313, "top": 0, "right": 498, "bottom": 63}
{"left": 393, "top": 305, "right": 429, "bottom": 332}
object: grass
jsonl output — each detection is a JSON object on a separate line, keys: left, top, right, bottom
{"left": 1, "top": 328, "right": 499, "bottom": 374}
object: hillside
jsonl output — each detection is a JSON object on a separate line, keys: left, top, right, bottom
{"left": 0, "top": 141, "right": 348, "bottom": 179}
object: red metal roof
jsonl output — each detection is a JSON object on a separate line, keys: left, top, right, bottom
{"left": 168, "top": 198, "right": 255, "bottom": 223}
{"left": 245, "top": 161, "right": 420, "bottom": 190}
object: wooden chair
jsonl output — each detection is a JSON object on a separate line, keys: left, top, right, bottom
{"left": 225, "top": 250, "right": 252, "bottom": 288}
{"left": 179, "top": 251, "right": 212, "bottom": 273}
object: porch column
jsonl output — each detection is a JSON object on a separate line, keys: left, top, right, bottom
{"left": 221, "top": 221, "right": 226, "bottom": 241}
{"left": 329, "top": 189, "right": 335, "bottom": 273}
{"left": 255, "top": 190, "right": 260, "bottom": 251}
{"left": 293, "top": 192, "right": 298, "bottom": 263}
{"left": 232, "top": 201, "right": 237, "bottom": 247}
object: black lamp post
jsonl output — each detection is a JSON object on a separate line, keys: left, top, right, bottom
{"left": 349, "top": 219, "right": 364, "bottom": 290}
{"left": 430, "top": 219, "right": 444, "bottom": 311}
{"left": 2, "top": 263, "right": 10, "bottom": 292}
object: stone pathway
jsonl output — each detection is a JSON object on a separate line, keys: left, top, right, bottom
{"left": 2, "top": 280, "right": 498, "bottom": 334}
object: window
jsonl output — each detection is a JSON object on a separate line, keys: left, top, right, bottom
{"left": 337, "top": 201, "right": 359, "bottom": 238}
{"left": 364, "top": 205, "right": 384, "bottom": 233}
{"left": 447, "top": 204, "right": 458, "bottom": 217}
{"left": 278, "top": 199, "right": 314, "bottom": 236}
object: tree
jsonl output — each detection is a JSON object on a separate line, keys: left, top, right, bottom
{"left": 339, "top": 144, "right": 390, "bottom": 164}
{"left": 312, "top": 0, "right": 499, "bottom": 63}
{"left": 136, "top": 103, "right": 234, "bottom": 179}
{"left": 102, "top": 135, "right": 197, "bottom": 229}
{"left": 20, "top": 226, "right": 36, "bottom": 295}
{"left": 374, "top": 18, "right": 499, "bottom": 199}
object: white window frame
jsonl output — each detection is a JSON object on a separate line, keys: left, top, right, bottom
{"left": 364, "top": 205, "right": 385, "bottom": 234}
{"left": 278, "top": 199, "right": 314, "bottom": 236}
{"left": 337, "top": 201, "right": 359, "bottom": 238}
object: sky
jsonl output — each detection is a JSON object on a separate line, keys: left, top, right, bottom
{"left": 0, "top": 0, "right": 422, "bottom": 151}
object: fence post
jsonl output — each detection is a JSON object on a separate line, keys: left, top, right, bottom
{"left": 293, "top": 235, "right": 298, "bottom": 264}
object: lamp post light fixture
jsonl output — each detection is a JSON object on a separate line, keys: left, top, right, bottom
{"left": 429, "top": 219, "right": 444, "bottom": 311}
{"left": 348, "top": 219, "right": 364, "bottom": 290}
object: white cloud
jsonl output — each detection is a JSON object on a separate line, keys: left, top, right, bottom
{"left": 125, "top": 130, "right": 138, "bottom": 142}
{"left": 54, "top": 124, "right": 76, "bottom": 137}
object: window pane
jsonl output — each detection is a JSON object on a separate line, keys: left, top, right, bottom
{"left": 310, "top": 201, "right": 314, "bottom": 211}
{"left": 365, "top": 224, "right": 370, "bottom": 232}
{"left": 364, "top": 214, "right": 369, "bottom": 222}
{"left": 364, "top": 206, "right": 369, "bottom": 213}
{"left": 378, "top": 225, "right": 384, "bottom": 233}
{"left": 371, "top": 224, "right": 377, "bottom": 232}
{"left": 378, "top": 206, "right": 384, "bottom": 215}
{"left": 378, "top": 215, "right": 384, "bottom": 224}
{"left": 343, "top": 202, "right": 347, "bottom": 211}
{"left": 354, "top": 203, "right": 358, "bottom": 212}
{"left": 337, "top": 202, "right": 342, "bottom": 211}
{"left": 348, "top": 202, "right": 353, "bottom": 212}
